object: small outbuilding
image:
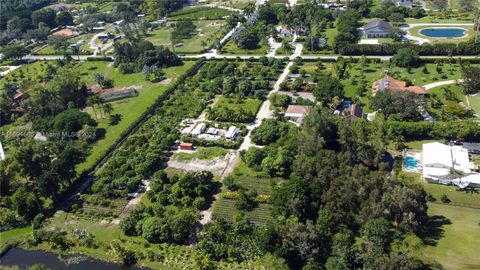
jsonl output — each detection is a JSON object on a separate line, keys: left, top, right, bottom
{"left": 191, "top": 123, "right": 207, "bottom": 137}
{"left": 225, "top": 126, "right": 240, "bottom": 140}
{"left": 179, "top": 142, "right": 194, "bottom": 151}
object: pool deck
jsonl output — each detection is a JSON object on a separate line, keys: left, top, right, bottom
{"left": 400, "top": 23, "right": 475, "bottom": 44}
{"left": 403, "top": 151, "right": 423, "bottom": 173}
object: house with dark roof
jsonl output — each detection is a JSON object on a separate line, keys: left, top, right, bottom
{"left": 372, "top": 76, "right": 427, "bottom": 95}
{"left": 342, "top": 103, "right": 365, "bottom": 120}
{"left": 363, "top": 20, "right": 392, "bottom": 38}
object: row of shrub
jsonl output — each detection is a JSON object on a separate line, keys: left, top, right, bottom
{"left": 181, "top": 134, "right": 243, "bottom": 149}
{"left": 387, "top": 121, "right": 480, "bottom": 141}
{"left": 337, "top": 42, "right": 480, "bottom": 56}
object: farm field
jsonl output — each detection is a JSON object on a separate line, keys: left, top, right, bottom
{"left": 75, "top": 61, "right": 196, "bottom": 174}
{"left": 147, "top": 20, "right": 228, "bottom": 54}
{"left": 212, "top": 161, "right": 283, "bottom": 225}
{"left": 213, "top": 199, "right": 274, "bottom": 225}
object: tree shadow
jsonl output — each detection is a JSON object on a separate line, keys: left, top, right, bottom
{"left": 420, "top": 215, "right": 452, "bottom": 246}
{"left": 109, "top": 114, "right": 122, "bottom": 126}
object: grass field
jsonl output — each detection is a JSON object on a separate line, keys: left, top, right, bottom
{"left": 419, "top": 203, "right": 480, "bottom": 270}
{"left": 172, "top": 147, "right": 229, "bottom": 161}
{"left": 213, "top": 96, "right": 263, "bottom": 115}
{"left": 467, "top": 95, "right": 480, "bottom": 115}
{"left": 169, "top": 6, "right": 234, "bottom": 20}
{"left": 0, "top": 227, "right": 32, "bottom": 249}
{"left": 147, "top": 20, "right": 228, "bottom": 54}
{"left": 76, "top": 61, "right": 196, "bottom": 174}
{"left": 221, "top": 40, "right": 269, "bottom": 55}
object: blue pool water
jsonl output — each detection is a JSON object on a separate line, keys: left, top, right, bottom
{"left": 404, "top": 156, "right": 418, "bottom": 170}
{"left": 419, "top": 28, "right": 466, "bottom": 38}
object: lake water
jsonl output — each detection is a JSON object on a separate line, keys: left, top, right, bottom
{"left": 0, "top": 248, "right": 146, "bottom": 270}
{"left": 419, "top": 28, "right": 466, "bottom": 38}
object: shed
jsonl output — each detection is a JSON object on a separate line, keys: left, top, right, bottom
{"left": 225, "top": 126, "right": 240, "bottom": 140}
{"left": 191, "top": 123, "right": 206, "bottom": 136}
{"left": 179, "top": 142, "right": 194, "bottom": 151}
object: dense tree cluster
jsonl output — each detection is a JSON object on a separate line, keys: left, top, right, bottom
{"left": 113, "top": 40, "right": 181, "bottom": 74}
{"left": 120, "top": 170, "right": 214, "bottom": 244}
{"left": 371, "top": 90, "right": 423, "bottom": 121}
{"left": 202, "top": 106, "right": 428, "bottom": 269}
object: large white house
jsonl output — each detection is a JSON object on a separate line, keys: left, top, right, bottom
{"left": 422, "top": 142, "right": 480, "bottom": 188}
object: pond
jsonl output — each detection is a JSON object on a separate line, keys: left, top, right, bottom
{"left": 419, "top": 27, "right": 467, "bottom": 39}
{"left": 0, "top": 248, "right": 147, "bottom": 270}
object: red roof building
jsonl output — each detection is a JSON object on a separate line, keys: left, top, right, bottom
{"left": 52, "top": 29, "right": 77, "bottom": 38}
{"left": 179, "top": 142, "right": 194, "bottom": 151}
{"left": 13, "top": 92, "right": 28, "bottom": 102}
{"left": 372, "top": 76, "right": 427, "bottom": 95}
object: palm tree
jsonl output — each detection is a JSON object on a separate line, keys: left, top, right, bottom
{"left": 103, "top": 102, "right": 113, "bottom": 116}
{"left": 87, "top": 96, "right": 98, "bottom": 121}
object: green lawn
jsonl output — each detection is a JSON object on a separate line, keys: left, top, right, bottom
{"left": 418, "top": 203, "right": 480, "bottom": 270}
{"left": 220, "top": 40, "right": 269, "bottom": 55}
{"left": 214, "top": 96, "right": 263, "bottom": 115}
{"left": 76, "top": 61, "right": 196, "bottom": 174}
{"left": 169, "top": 6, "right": 234, "bottom": 20}
{"left": 172, "top": 147, "right": 229, "bottom": 161}
{"left": 0, "top": 226, "right": 32, "bottom": 249}
{"left": 342, "top": 62, "right": 472, "bottom": 110}
{"left": 467, "top": 95, "right": 480, "bottom": 115}
{"left": 147, "top": 20, "right": 228, "bottom": 54}
{"left": 405, "top": 139, "right": 439, "bottom": 150}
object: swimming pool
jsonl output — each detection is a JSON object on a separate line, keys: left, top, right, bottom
{"left": 404, "top": 156, "right": 418, "bottom": 170}
{"left": 419, "top": 28, "right": 467, "bottom": 39}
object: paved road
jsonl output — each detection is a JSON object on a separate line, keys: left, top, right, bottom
{"left": 239, "top": 62, "right": 293, "bottom": 151}
{"left": 0, "top": 65, "right": 22, "bottom": 76}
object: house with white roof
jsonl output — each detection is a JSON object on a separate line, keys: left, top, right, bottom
{"left": 225, "top": 126, "right": 240, "bottom": 140}
{"left": 422, "top": 142, "right": 480, "bottom": 188}
{"left": 191, "top": 123, "right": 206, "bottom": 137}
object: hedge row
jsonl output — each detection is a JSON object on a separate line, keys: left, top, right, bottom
{"left": 337, "top": 42, "right": 480, "bottom": 56}
{"left": 181, "top": 134, "right": 243, "bottom": 149}
{"left": 387, "top": 121, "right": 480, "bottom": 141}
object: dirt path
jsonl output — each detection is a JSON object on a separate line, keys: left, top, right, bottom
{"left": 423, "top": 79, "right": 463, "bottom": 90}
